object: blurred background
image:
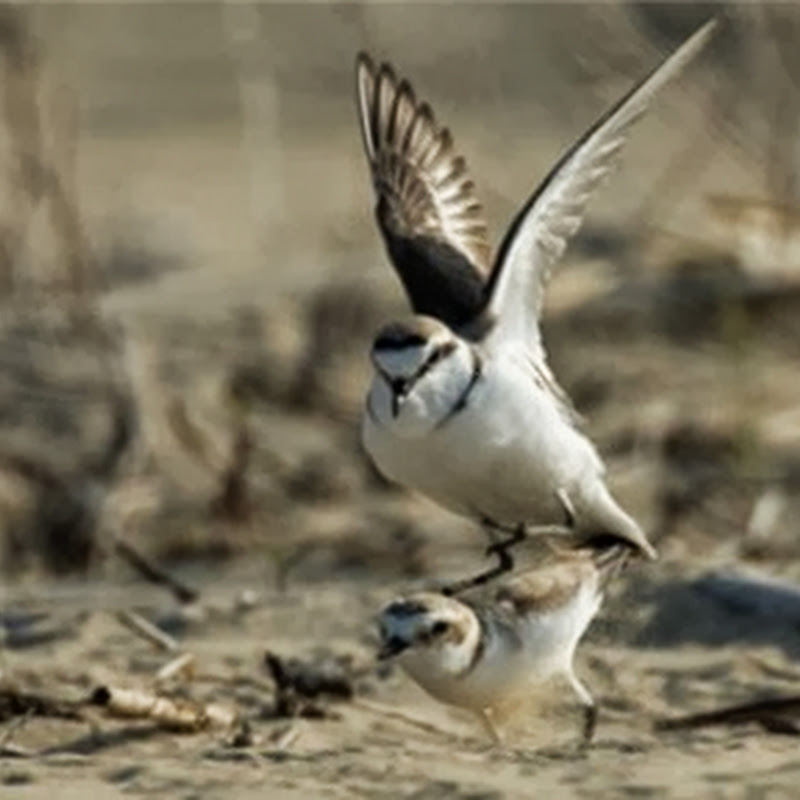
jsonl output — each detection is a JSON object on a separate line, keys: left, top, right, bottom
{"left": 4, "top": 3, "right": 800, "bottom": 793}
{"left": 0, "top": 1, "right": 798, "bottom": 592}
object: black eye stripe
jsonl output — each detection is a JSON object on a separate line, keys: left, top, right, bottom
{"left": 386, "top": 600, "right": 428, "bottom": 617}
{"left": 375, "top": 339, "right": 458, "bottom": 406}
{"left": 417, "top": 340, "right": 456, "bottom": 377}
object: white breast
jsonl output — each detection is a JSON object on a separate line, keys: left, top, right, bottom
{"left": 515, "top": 581, "right": 602, "bottom": 674}
{"left": 363, "top": 350, "right": 605, "bottom": 525}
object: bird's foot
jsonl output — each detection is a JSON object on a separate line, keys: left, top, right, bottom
{"left": 483, "top": 522, "right": 527, "bottom": 559}
{"left": 440, "top": 524, "right": 529, "bottom": 596}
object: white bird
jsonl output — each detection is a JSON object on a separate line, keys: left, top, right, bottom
{"left": 356, "top": 21, "right": 717, "bottom": 591}
{"left": 376, "top": 545, "right": 629, "bottom": 745}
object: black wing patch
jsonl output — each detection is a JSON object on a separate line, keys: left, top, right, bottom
{"left": 356, "top": 53, "right": 492, "bottom": 330}
{"left": 377, "top": 204, "right": 487, "bottom": 327}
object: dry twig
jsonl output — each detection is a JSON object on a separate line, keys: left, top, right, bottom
{"left": 113, "top": 537, "right": 199, "bottom": 604}
{"left": 655, "top": 694, "right": 800, "bottom": 735}
{"left": 155, "top": 652, "right": 196, "bottom": 684}
{"left": 114, "top": 610, "right": 179, "bottom": 653}
{"left": 353, "top": 698, "right": 460, "bottom": 740}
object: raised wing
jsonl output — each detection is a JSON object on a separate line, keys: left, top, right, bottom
{"left": 482, "top": 19, "right": 717, "bottom": 356}
{"left": 356, "top": 53, "right": 492, "bottom": 329}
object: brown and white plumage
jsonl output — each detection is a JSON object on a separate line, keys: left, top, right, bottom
{"left": 376, "top": 546, "right": 629, "bottom": 745}
{"left": 495, "top": 543, "right": 629, "bottom": 614}
{"left": 356, "top": 53, "right": 491, "bottom": 329}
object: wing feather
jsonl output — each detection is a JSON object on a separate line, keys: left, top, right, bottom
{"left": 482, "top": 19, "right": 717, "bottom": 356}
{"left": 356, "top": 53, "right": 492, "bottom": 328}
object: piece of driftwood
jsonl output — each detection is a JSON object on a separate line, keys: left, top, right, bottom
{"left": 89, "top": 685, "right": 236, "bottom": 732}
{"left": 113, "top": 537, "right": 199, "bottom": 604}
{"left": 692, "top": 569, "right": 800, "bottom": 623}
{"left": 655, "top": 695, "right": 800, "bottom": 735}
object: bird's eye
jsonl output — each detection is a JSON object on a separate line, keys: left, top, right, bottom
{"left": 423, "top": 342, "right": 454, "bottom": 372}
{"left": 431, "top": 620, "right": 449, "bottom": 636}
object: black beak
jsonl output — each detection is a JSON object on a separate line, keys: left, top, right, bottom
{"left": 377, "top": 635, "right": 410, "bottom": 660}
{"left": 390, "top": 379, "right": 410, "bottom": 417}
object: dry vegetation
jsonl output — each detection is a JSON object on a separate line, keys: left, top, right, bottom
{"left": 2, "top": 3, "right": 800, "bottom": 798}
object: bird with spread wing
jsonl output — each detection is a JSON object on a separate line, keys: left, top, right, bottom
{"left": 356, "top": 21, "right": 717, "bottom": 592}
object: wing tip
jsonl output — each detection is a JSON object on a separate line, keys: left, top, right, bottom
{"left": 355, "top": 52, "right": 377, "bottom": 161}
{"left": 693, "top": 15, "right": 720, "bottom": 44}
{"left": 656, "top": 16, "right": 719, "bottom": 81}
{"left": 353, "top": 49, "right": 492, "bottom": 283}
{"left": 355, "top": 50, "right": 374, "bottom": 74}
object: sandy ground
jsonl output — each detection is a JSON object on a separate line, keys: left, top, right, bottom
{"left": 2, "top": 3, "right": 800, "bottom": 798}
{"left": 6, "top": 557, "right": 800, "bottom": 799}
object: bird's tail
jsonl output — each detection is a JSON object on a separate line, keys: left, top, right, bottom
{"left": 587, "top": 541, "right": 633, "bottom": 588}
{"left": 581, "top": 483, "right": 658, "bottom": 561}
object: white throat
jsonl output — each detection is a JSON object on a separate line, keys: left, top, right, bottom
{"left": 368, "top": 340, "right": 477, "bottom": 436}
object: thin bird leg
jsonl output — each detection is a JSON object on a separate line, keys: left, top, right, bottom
{"left": 441, "top": 547, "right": 515, "bottom": 596}
{"left": 556, "top": 488, "right": 576, "bottom": 527}
{"left": 485, "top": 521, "right": 573, "bottom": 558}
{"left": 582, "top": 704, "right": 598, "bottom": 747}
{"left": 484, "top": 521, "right": 527, "bottom": 557}
{"left": 440, "top": 521, "right": 523, "bottom": 595}
{"left": 566, "top": 669, "right": 597, "bottom": 746}
{"left": 441, "top": 519, "right": 572, "bottom": 596}
{"left": 478, "top": 707, "right": 503, "bottom": 746}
